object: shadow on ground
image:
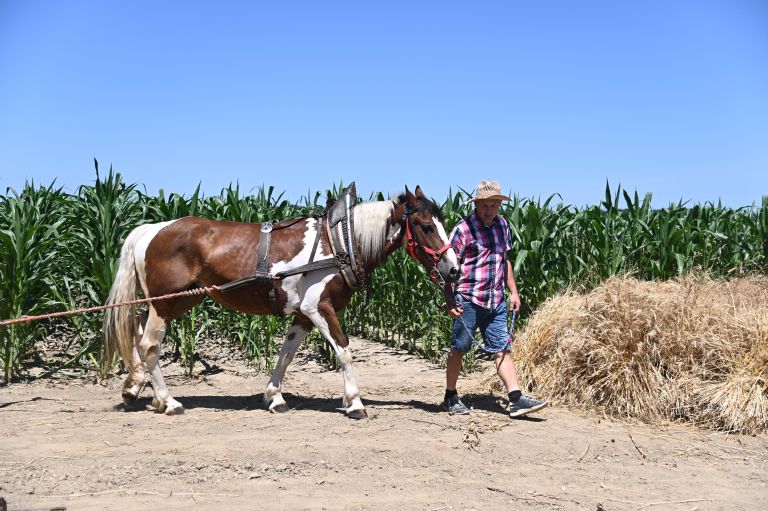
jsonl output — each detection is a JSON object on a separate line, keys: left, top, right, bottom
{"left": 112, "top": 391, "right": 545, "bottom": 422}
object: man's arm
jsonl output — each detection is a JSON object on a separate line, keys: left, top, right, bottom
{"left": 443, "top": 281, "right": 463, "bottom": 318}
{"left": 506, "top": 258, "right": 521, "bottom": 312}
{"left": 443, "top": 221, "right": 466, "bottom": 318}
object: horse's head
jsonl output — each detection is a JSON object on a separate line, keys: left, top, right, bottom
{"left": 401, "top": 186, "right": 460, "bottom": 284}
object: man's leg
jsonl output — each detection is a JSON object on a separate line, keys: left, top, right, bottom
{"left": 446, "top": 349, "right": 465, "bottom": 391}
{"left": 443, "top": 348, "right": 470, "bottom": 414}
{"left": 483, "top": 301, "right": 549, "bottom": 418}
{"left": 495, "top": 350, "right": 521, "bottom": 393}
{"left": 443, "top": 296, "right": 475, "bottom": 414}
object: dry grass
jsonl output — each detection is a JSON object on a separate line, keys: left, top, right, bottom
{"left": 491, "top": 275, "right": 768, "bottom": 434}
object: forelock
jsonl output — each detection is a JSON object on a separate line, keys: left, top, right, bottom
{"left": 393, "top": 192, "right": 445, "bottom": 223}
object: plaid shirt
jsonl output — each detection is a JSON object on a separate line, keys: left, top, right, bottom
{"left": 450, "top": 211, "right": 513, "bottom": 309}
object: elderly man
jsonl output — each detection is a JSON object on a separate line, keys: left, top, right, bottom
{"left": 442, "top": 180, "right": 548, "bottom": 418}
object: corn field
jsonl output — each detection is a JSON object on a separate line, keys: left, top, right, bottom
{"left": 1, "top": 161, "right": 766, "bottom": 383}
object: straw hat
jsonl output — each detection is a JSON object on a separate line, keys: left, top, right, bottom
{"left": 465, "top": 180, "right": 511, "bottom": 204}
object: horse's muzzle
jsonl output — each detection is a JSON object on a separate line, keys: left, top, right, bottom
{"left": 436, "top": 263, "right": 460, "bottom": 284}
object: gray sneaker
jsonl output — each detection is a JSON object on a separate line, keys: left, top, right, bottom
{"left": 507, "top": 394, "right": 548, "bottom": 418}
{"left": 443, "top": 394, "right": 470, "bottom": 415}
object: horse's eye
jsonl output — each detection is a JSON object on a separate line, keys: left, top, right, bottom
{"left": 420, "top": 224, "right": 434, "bottom": 234}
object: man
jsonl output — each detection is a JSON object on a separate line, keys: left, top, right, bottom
{"left": 443, "top": 180, "right": 548, "bottom": 418}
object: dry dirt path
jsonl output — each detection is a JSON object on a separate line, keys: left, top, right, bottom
{"left": 1, "top": 336, "right": 767, "bottom": 510}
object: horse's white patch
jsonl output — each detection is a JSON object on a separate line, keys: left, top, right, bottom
{"left": 141, "top": 308, "right": 183, "bottom": 414}
{"left": 134, "top": 220, "right": 178, "bottom": 296}
{"left": 265, "top": 323, "right": 309, "bottom": 410}
{"left": 298, "top": 302, "right": 363, "bottom": 412}
{"left": 271, "top": 218, "right": 337, "bottom": 314}
{"left": 434, "top": 215, "right": 459, "bottom": 268}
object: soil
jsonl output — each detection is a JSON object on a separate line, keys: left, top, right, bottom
{"left": 1, "top": 336, "right": 767, "bottom": 511}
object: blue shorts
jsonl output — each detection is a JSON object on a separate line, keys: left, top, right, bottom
{"left": 451, "top": 293, "right": 511, "bottom": 353}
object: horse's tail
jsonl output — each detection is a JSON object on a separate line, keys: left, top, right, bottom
{"left": 103, "top": 223, "right": 155, "bottom": 370}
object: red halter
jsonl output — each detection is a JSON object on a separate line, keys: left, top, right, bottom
{"left": 404, "top": 216, "right": 452, "bottom": 267}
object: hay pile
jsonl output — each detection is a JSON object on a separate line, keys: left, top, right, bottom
{"left": 510, "top": 275, "right": 768, "bottom": 434}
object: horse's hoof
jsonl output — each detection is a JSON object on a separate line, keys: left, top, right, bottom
{"left": 347, "top": 409, "right": 368, "bottom": 420}
{"left": 164, "top": 405, "right": 185, "bottom": 416}
{"left": 151, "top": 398, "right": 166, "bottom": 414}
{"left": 122, "top": 392, "right": 138, "bottom": 408}
{"left": 270, "top": 403, "right": 290, "bottom": 414}
{"left": 154, "top": 396, "right": 184, "bottom": 416}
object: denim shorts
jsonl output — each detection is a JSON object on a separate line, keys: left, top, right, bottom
{"left": 451, "top": 293, "right": 511, "bottom": 353}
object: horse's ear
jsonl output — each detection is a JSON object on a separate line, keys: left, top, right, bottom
{"left": 414, "top": 185, "right": 425, "bottom": 198}
{"left": 405, "top": 186, "right": 417, "bottom": 204}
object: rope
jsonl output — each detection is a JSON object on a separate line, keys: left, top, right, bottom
{"left": 0, "top": 285, "right": 219, "bottom": 328}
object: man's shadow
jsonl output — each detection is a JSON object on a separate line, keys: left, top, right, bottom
{"left": 458, "top": 392, "right": 547, "bottom": 422}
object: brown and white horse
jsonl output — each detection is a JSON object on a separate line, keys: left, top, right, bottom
{"left": 103, "top": 186, "right": 459, "bottom": 418}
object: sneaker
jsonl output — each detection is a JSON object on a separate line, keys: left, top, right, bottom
{"left": 507, "top": 394, "right": 548, "bottom": 418}
{"left": 443, "top": 394, "right": 470, "bottom": 415}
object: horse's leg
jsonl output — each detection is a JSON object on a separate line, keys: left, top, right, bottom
{"left": 139, "top": 307, "right": 184, "bottom": 415}
{"left": 122, "top": 310, "right": 149, "bottom": 407}
{"left": 301, "top": 298, "right": 367, "bottom": 419}
{"left": 264, "top": 315, "right": 312, "bottom": 413}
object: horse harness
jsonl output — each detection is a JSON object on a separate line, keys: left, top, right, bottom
{"left": 216, "top": 182, "right": 452, "bottom": 313}
{"left": 402, "top": 207, "right": 452, "bottom": 285}
{"left": 216, "top": 183, "right": 366, "bottom": 312}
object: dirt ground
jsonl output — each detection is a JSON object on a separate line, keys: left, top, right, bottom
{"left": 1, "top": 336, "right": 767, "bottom": 511}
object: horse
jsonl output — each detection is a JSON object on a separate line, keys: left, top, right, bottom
{"left": 103, "top": 185, "right": 459, "bottom": 419}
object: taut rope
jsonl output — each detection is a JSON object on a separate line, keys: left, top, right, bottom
{"left": 0, "top": 286, "right": 219, "bottom": 328}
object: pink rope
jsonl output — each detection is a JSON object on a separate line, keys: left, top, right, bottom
{"left": 0, "top": 286, "right": 219, "bottom": 328}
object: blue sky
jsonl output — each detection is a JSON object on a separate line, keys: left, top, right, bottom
{"left": 1, "top": 1, "right": 766, "bottom": 208}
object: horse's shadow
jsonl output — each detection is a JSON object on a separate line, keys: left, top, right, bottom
{"left": 118, "top": 391, "right": 545, "bottom": 421}
{"left": 117, "top": 393, "right": 442, "bottom": 415}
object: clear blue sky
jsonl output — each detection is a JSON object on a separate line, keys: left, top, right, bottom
{"left": 1, "top": 1, "right": 766, "bottom": 208}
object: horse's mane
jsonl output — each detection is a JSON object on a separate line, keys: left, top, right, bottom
{"left": 353, "top": 191, "right": 444, "bottom": 264}
{"left": 353, "top": 200, "right": 394, "bottom": 264}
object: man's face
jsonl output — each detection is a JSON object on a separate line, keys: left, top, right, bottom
{"left": 475, "top": 199, "right": 502, "bottom": 226}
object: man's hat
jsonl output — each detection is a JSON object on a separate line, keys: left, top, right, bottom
{"left": 465, "top": 180, "right": 511, "bottom": 204}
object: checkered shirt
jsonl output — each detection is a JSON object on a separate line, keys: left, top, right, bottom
{"left": 449, "top": 211, "right": 513, "bottom": 309}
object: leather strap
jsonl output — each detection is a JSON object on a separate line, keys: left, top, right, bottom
{"left": 307, "top": 216, "right": 323, "bottom": 266}
{"left": 255, "top": 222, "right": 273, "bottom": 281}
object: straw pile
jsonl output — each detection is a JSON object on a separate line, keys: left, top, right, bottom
{"left": 508, "top": 275, "right": 768, "bottom": 434}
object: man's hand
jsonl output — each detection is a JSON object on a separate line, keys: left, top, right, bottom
{"left": 446, "top": 302, "right": 464, "bottom": 318}
{"left": 443, "top": 282, "right": 463, "bottom": 318}
{"left": 508, "top": 291, "right": 521, "bottom": 313}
